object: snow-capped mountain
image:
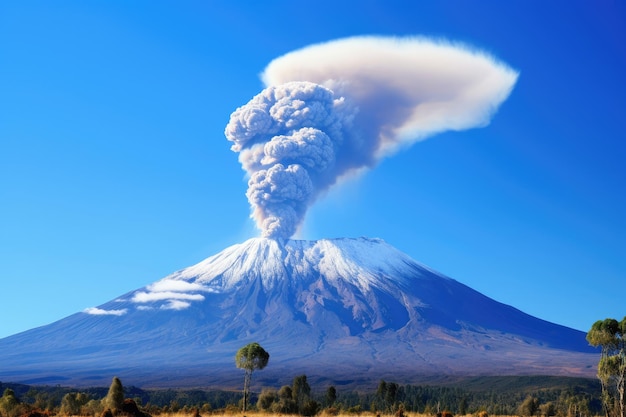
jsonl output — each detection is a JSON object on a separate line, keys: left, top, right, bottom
{"left": 0, "top": 237, "right": 596, "bottom": 388}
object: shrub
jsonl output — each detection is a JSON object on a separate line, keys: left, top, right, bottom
{"left": 19, "top": 409, "right": 49, "bottom": 417}
{"left": 143, "top": 404, "right": 162, "bottom": 416}
{"left": 0, "top": 389, "right": 21, "bottom": 417}
{"left": 271, "top": 398, "right": 297, "bottom": 414}
{"left": 82, "top": 399, "right": 104, "bottom": 416}
{"left": 257, "top": 389, "right": 278, "bottom": 411}
{"left": 300, "top": 399, "right": 320, "bottom": 416}
{"left": 223, "top": 404, "right": 240, "bottom": 414}
{"left": 120, "top": 398, "right": 142, "bottom": 416}
{"left": 60, "top": 392, "right": 92, "bottom": 416}
{"left": 270, "top": 386, "right": 297, "bottom": 414}
{"left": 324, "top": 407, "right": 340, "bottom": 416}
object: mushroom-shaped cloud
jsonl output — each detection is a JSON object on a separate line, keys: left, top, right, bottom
{"left": 225, "top": 36, "right": 518, "bottom": 239}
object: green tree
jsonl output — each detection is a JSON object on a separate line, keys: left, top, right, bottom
{"left": 326, "top": 386, "right": 337, "bottom": 407}
{"left": 458, "top": 396, "right": 468, "bottom": 415}
{"left": 104, "top": 376, "right": 125, "bottom": 412}
{"left": 292, "top": 374, "right": 311, "bottom": 412}
{"left": 587, "top": 317, "right": 626, "bottom": 417}
{"left": 540, "top": 402, "right": 556, "bottom": 417}
{"left": 291, "top": 375, "right": 318, "bottom": 416}
{"left": 519, "top": 396, "right": 539, "bottom": 416}
{"left": 0, "top": 389, "right": 19, "bottom": 417}
{"left": 385, "top": 382, "right": 398, "bottom": 411}
{"left": 235, "top": 342, "right": 270, "bottom": 412}
{"left": 376, "top": 380, "right": 388, "bottom": 411}
{"left": 376, "top": 380, "right": 399, "bottom": 412}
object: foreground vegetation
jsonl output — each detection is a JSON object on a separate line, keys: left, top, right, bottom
{"left": 0, "top": 375, "right": 602, "bottom": 417}
{"left": 586, "top": 318, "right": 626, "bottom": 417}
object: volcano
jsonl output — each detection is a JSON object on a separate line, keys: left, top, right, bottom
{"left": 0, "top": 237, "right": 596, "bottom": 388}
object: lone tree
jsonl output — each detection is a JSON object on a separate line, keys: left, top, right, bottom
{"left": 235, "top": 342, "right": 269, "bottom": 412}
{"left": 587, "top": 317, "right": 626, "bottom": 417}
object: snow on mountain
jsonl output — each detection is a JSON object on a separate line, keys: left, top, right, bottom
{"left": 0, "top": 237, "right": 597, "bottom": 388}
{"left": 135, "top": 238, "right": 423, "bottom": 304}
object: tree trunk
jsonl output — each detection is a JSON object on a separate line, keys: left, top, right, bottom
{"left": 618, "top": 373, "right": 624, "bottom": 417}
{"left": 243, "top": 369, "right": 252, "bottom": 412}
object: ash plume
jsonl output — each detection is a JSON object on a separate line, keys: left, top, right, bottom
{"left": 225, "top": 36, "right": 519, "bottom": 239}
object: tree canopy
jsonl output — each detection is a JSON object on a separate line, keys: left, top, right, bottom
{"left": 235, "top": 342, "right": 270, "bottom": 373}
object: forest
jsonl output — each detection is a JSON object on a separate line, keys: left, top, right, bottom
{"left": 0, "top": 375, "right": 602, "bottom": 417}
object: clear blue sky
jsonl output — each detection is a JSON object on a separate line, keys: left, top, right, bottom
{"left": 1, "top": 1, "right": 624, "bottom": 339}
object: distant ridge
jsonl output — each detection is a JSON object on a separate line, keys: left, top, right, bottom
{"left": 0, "top": 237, "right": 597, "bottom": 388}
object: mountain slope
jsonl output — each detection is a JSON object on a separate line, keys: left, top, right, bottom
{"left": 0, "top": 237, "right": 597, "bottom": 388}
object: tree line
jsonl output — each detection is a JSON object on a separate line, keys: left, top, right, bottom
{"left": 335, "top": 378, "right": 601, "bottom": 416}
{"left": 0, "top": 375, "right": 602, "bottom": 417}
{"left": 0, "top": 380, "right": 240, "bottom": 417}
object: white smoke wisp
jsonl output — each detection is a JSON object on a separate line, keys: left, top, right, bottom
{"left": 225, "top": 36, "right": 519, "bottom": 239}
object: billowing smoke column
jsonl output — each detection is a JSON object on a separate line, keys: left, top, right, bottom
{"left": 225, "top": 36, "right": 519, "bottom": 239}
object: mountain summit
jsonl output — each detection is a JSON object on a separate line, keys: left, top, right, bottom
{"left": 0, "top": 237, "right": 596, "bottom": 388}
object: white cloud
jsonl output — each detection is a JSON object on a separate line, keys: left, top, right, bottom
{"left": 262, "top": 36, "right": 518, "bottom": 157}
{"left": 84, "top": 307, "right": 128, "bottom": 316}
{"left": 161, "top": 300, "right": 192, "bottom": 310}
{"left": 147, "top": 279, "right": 209, "bottom": 293}
{"left": 132, "top": 291, "right": 205, "bottom": 303}
{"left": 130, "top": 278, "right": 209, "bottom": 310}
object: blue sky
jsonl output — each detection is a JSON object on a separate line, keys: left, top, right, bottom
{"left": 1, "top": 1, "right": 624, "bottom": 339}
